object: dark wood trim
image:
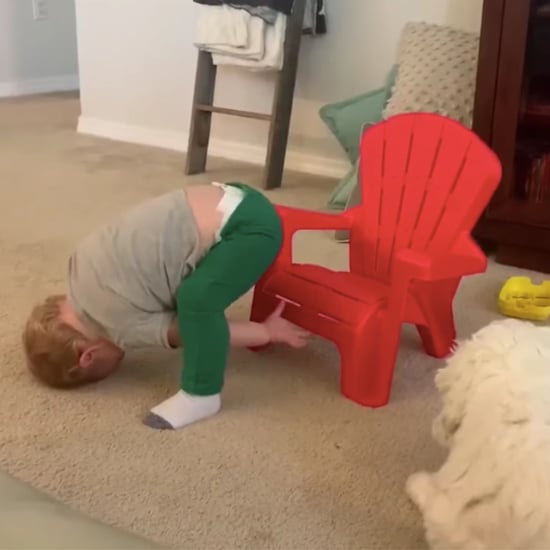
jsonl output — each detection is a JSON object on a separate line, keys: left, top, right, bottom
{"left": 184, "top": 0, "right": 308, "bottom": 189}
{"left": 196, "top": 104, "right": 272, "bottom": 122}
{"left": 472, "top": 0, "right": 506, "bottom": 144}
{"left": 475, "top": 217, "right": 550, "bottom": 252}
{"left": 473, "top": 0, "right": 550, "bottom": 273}
{"left": 485, "top": 199, "right": 550, "bottom": 228}
{"left": 496, "top": 244, "right": 550, "bottom": 273}
{"left": 185, "top": 51, "right": 217, "bottom": 175}
{"left": 487, "top": 0, "right": 531, "bottom": 206}
{"left": 262, "top": 0, "right": 307, "bottom": 189}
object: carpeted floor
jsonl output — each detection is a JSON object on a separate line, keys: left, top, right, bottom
{"left": 0, "top": 93, "right": 542, "bottom": 549}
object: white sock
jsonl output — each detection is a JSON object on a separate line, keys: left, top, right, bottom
{"left": 143, "top": 390, "right": 221, "bottom": 430}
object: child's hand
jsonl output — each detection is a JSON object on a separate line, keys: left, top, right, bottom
{"left": 263, "top": 301, "right": 310, "bottom": 348}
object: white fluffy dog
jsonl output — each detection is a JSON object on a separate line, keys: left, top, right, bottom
{"left": 406, "top": 318, "right": 550, "bottom": 550}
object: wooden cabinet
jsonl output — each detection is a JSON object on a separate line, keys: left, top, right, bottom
{"left": 474, "top": 0, "right": 550, "bottom": 273}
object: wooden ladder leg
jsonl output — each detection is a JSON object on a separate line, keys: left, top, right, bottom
{"left": 262, "top": 0, "right": 307, "bottom": 190}
{"left": 185, "top": 50, "right": 217, "bottom": 175}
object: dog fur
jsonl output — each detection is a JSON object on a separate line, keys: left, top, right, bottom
{"left": 406, "top": 318, "right": 550, "bottom": 549}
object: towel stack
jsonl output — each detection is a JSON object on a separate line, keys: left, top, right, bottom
{"left": 193, "top": 0, "right": 327, "bottom": 71}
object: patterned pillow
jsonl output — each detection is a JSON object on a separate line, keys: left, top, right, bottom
{"left": 383, "top": 22, "right": 479, "bottom": 127}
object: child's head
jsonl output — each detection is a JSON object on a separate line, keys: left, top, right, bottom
{"left": 22, "top": 295, "right": 125, "bottom": 388}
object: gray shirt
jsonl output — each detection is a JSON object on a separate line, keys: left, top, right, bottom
{"left": 68, "top": 190, "right": 202, "bottom": 348}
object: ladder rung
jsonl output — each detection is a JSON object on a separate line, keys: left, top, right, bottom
{"left": 196, "top": 104, "right": 272, "bottom": 122}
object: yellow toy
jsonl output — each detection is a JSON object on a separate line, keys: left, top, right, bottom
{"left": 498, "top": 276, "right": 550, "bottom": 321}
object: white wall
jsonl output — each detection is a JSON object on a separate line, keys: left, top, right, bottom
{"left": 76, "top": 0, "right": 483, "bottom": 177}
{"left": 0, "top": 0, "right": 79, "bottom": 97}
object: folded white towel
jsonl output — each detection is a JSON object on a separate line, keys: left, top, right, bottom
{"left": 212, "top": 12, "right": 286, "bottom": 71}
{"left": 195, "top": 4, "right": 266, "bottom": 61}
{"left": 194, "top": 4, "right": 249, "bottom": 48}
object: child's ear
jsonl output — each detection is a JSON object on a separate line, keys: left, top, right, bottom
{"left": 77, "top": 342, "right": 99, "bottom": 369}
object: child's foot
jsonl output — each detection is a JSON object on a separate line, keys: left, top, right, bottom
{"left": 143, "top": 390, "right": 221, "bottom": 430}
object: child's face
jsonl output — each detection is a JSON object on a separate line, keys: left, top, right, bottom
{"left": 79, "top": 340, "right": 125, "bottom": 382}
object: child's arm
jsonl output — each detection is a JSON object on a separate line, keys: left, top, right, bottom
{"left": 166, "top": 318, "right": 268, "bottom": 348}
{"left": 166, "top": 301, "right": 308, "bottom": 349}
{"left": 227, "top": 321, "right": 270, "bottom": 347}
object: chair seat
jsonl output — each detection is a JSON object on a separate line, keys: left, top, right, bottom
{"left": 263, "top": 263, "right": 390, "bottom": 326}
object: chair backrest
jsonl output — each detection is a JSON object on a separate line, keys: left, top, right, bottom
{"left": 350, "top": 112, "right": 502, "bottom": 281}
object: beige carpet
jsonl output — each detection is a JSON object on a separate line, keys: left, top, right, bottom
{"left": 0, "top": 93, "right": 542, "bottom": 549}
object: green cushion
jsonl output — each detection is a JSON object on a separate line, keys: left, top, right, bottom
{"left": 319, "top": 65, "right": 398, "bottom": 163}
{"left": 319, "top": 88, "right": 386, "bottom": 163}
{"left": 327, "top": 162, "right": 357, "bottom": 210}
{"left": 321, "top": 66, "right": 398, "bottom": 213}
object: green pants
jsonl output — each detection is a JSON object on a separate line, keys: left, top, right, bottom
{"left": 175, "top": 183, "right": 282, "bottom": 396}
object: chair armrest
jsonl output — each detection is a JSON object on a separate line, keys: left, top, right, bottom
{"left": 275, "top": 205, "right": 356, "bottom": 264}
{"left": 394, "top": 233, "right": 488, "bottom": 282}
{"left": 451, "top": 232, "right": 486, "bottom": 267}
{"left": 277, "top": 205, "right": 353, "bottom": 234}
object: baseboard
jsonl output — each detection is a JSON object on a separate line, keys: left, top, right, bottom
{"left": 77, "top": 116, "right": 348, "bottom": 179}
{"left": 0, "top": 75, "right": 80, "bottom": 98}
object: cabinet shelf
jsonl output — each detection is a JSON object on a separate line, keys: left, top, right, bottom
{"left": 521, "top": 105, "right": 550, "bottom": 128}
{"left": 536, "top": 2, "right": 550, "bottom": 18}
{"left": 520, "top": 75, "right": 550, "bottom": 128}
{"left": 489, "top": 200, "right": 550, "bottom": 229}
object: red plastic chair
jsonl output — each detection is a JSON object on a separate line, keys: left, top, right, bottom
{"left": 250, "top": 112, "right": 502, "bottom": 407}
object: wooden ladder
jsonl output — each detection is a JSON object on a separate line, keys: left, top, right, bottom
{"left": 185, "top": 0, "right": 307, "bottom": 189}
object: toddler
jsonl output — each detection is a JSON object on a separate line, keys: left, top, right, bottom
{"left": 23, "top": 182, "right": 308, "bottom": 430}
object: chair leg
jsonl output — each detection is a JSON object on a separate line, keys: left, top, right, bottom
{"left": 415, "top": 279, "right": 459, "bottom": 358}
{"left": 250, "top": 281, "right": 279, "bottom": 323}
{"left": 339, "top": 318, "right": 400, "bottom": 408}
